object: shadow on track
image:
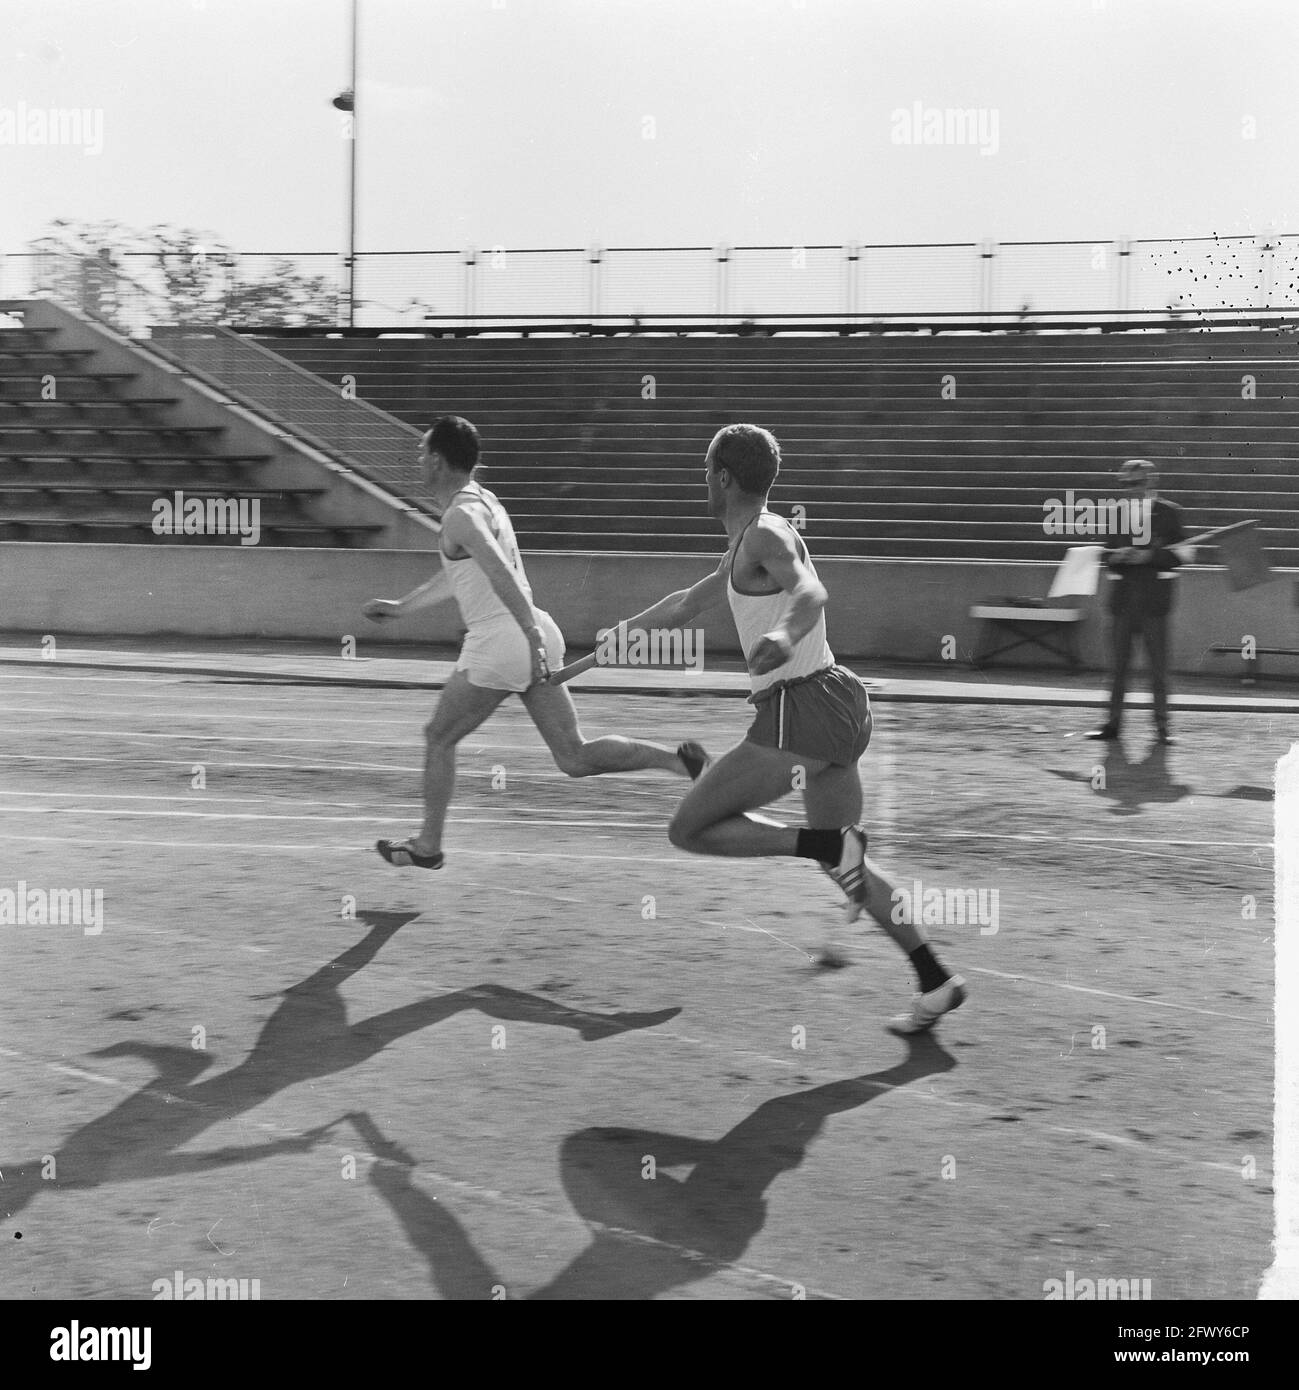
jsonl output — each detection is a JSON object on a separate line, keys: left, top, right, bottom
{"left": 346, "top": 1031, "right": 956, "bottom": 1299}
{"left": 1, "top": 910, "right": 680, "bottom": 1225}
{"left": 1049, "top": 741, "right": 1193, "bottom": 815}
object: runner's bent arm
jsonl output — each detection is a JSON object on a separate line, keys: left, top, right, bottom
{"left": 362, "top": 566, "right": 453, "bottom": 622}
{"left": 745, "top": 524, "right": 828, "bottom": 674}
{"left": 397, "top": 568, "right": 454, "bottom": 613}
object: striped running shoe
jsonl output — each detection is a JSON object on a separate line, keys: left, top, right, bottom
{"left": 822, "top": 825, "right": 868, "bottom": 923}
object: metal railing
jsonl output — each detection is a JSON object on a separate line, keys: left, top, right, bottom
{"left": 146, "top": 326, "right": 434, "bottom": 513}
{"left": 4, "top": 234, "right": 1297, "bottom": 332}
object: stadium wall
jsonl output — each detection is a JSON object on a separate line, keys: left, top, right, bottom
{"left": 2, "top": 542, "right": 1294, "bottom": 676}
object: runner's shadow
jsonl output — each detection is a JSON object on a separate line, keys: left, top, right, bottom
{"left": 2, "top": 910, "right": 679, "bottom": 1224}
{"left": 348, "top": 1032, "right": 955, "bottom": 1299}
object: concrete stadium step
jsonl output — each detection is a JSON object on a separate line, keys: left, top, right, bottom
{"left": 491, "top": 479, "right": 1299, "bottom": 510}
{"left": 0, "top": 482, "right": 326, "bottom": 509}
{"left": 5, "top": 455, "right": 275, "bottom": 483}
{"left": 264, "top": 331, "right": 1294, "bottom": 362}
{"left": 363, "top": 393, "right": 1299, "bottom": 415}
{"left": 0, "top": 327, "right": 60, "bottom": 350}
{"left": 477, "top": 442, "right": 1299, "bottom": 464}
{"left": 389, "top": 405, "right": 1299, "bottom": 433}
{"left": 0, "top": 424, "right": 227, "bottom": 450}
{"left": 477, "top": 436, "right": 1299, "bottom": 464}
{"left": 482, "top": 462, "right": 1292, "bottom": 486}
{"left": 505, "top": 507, "right": 1298, "bottom": 539}
{"left": 466, "top": 428, "right": 1298, "bottom": 453}
{"left": 0, "top": 371, "right": 142, "bottom": 396}
{"left": 355, "top": 360, "right": 1294, "bottom": 381}
{"left": 0, "top": 311, "right": 429, "bottom": 551}
{"left": 401, "top": 361, "right": 1296, "bottom": 382}
{"left": 241, "top": 328, "right": 1299, "bottom": 561}
{"left": 0, "top": 514, "right": 386, "bottom": 545}
{"left": 500, "top": 495, "right": 1299, "bottom": 526}
{"left": 0, "top": 397, "right": 184, "bottom": 422}
{"left": 481, "top": 456, "right": 1291, "bottom": 480}
{"left": 509, "top": 530, "right": 1299, "bottom": 564}
{"left": 0, "top": 346, "right": 98, "bottom": 368}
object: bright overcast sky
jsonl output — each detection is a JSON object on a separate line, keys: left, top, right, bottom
{"left": 2, "top": 0, "right": 1296, "bottom": 257}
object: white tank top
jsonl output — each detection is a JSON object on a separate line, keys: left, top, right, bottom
{"left": 440, "top": 482, "right": 534, "bottom": 631}
{"left": 727, "top": 513, "right": 835, "bottom": 695}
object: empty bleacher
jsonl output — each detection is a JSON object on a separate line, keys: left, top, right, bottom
{"left": 0, "top": 309, "right": 384, "bottom": 546}
{"left": 255, "top": 329, "right": 1299, "bottom": 563}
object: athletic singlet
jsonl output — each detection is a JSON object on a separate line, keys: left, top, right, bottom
{"left": 727, "top": 512, "right": 835, "bottom": 696}
{"left": 439, "top": 482, "right": 534, "bottom": 631}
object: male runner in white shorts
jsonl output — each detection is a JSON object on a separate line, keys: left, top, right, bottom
{"left": 581, "top": 424, "right": 966, "bottom": 1034}
{"left": 367, "top": 416, "right": 700, "bottom": 869}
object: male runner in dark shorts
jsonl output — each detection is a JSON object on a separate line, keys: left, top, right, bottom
{"left": 584, "top": 424, "right": 965, "bottom": 1034}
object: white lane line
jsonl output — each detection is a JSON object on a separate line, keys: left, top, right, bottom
{"left": 0, "top": 789, "right": 430, "bottom": 808}
{"left": 0, "top": 806, "right": 667, "bottom": 829}
{"left": 0, "top": 703, "right": 420, "bottom": 728}
{"left": 971, "top": 966, "right": 1262, "bottom": 1024}
{"left": 0, "top": 674, "right": 746, "bottom": 713}
{"left": 0, "top": 826, "right": 1271, "bottom": 1028}
{"left": 0, "top": 789, "right": 670, "bottom": 817}
{"left": 0, "top": 751, "right": 424, "bottom": 773}
{"left": 0, "top": 815, "right": 1265, "bottom": 854}
{"left": 0, "top": 726, "right": 733, "bottom": 763}
{"left": 0, "top": 830, "right": 689, "bottom": 865}
{"left": 914, "top": 830, "right": 1271, "bottom": 849}
{"left": 2, "top": 725, "right": 457, "bottom": 749}
{"left": 493, "top": 885, "right": 589, "bottom": 906}
{"left": 0, "top": 673, "right": 442, "bottom": 705}
{"left": 0, "top": 751, "right": 688, "bottom": 781}
{"left": 1062, "top": 840, "right": 1265, "bottom": 869}
{"left": 48, "top": 1063, "right": 124, "bottom": 1086}
{"left": 0, "top": 706, "right": 743, "bottom": 748}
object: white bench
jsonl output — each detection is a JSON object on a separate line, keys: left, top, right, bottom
{"left": 968, "top": 601, "right": 1086, "bottom": 670}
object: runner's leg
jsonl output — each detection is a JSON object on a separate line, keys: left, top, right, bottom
{"left": 414, "top": 672, "right": 509, "bottom": 853}
{"left": 668, "top": 740, "right": 822, "bottom": 855}
{"left": 804, "top": 764, "right": 921, "bottom": 953}
{"left": 521, "top": 680, "right": 688, "bottom": 777}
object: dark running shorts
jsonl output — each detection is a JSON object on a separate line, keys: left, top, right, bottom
{"left": 745, "top": 664, "right": 872, "bottom": 766}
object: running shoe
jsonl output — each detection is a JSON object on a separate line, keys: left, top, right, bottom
{"left": 678, "top": 741, "right": 711, "bottom": 781}
{"left": 886, "top": 976, "right": 968, "bottom": 1035}
{"left": 376, "top": 839, "right": 444, "bottom": 870}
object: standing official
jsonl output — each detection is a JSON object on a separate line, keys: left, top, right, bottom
{"left": 1086, "top": 459, "right": 1193, "bottom": 745}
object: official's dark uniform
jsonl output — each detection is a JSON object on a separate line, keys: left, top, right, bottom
{"left": 1100, "top": 496, "right": 1186, "bottom": 735}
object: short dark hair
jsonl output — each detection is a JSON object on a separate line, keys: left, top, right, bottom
{"left": 709, "top": 424, "right": 781, "bottom": 496}
{"left": 425, "top": 416, "right": 481, "bottom": 473}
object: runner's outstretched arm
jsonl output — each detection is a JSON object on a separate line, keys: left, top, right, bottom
{"left": 603, "top": 554, "right": 730, "bottom": 633}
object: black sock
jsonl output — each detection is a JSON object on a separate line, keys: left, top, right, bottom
{"left": 796, "top": 828, "right": 843, "bottom": 863}
{"left": 909, "top": 944, "right": 949, "bottom": 994}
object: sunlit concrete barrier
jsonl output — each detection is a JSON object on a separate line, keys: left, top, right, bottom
{"left": 2, "top": 542, "right": 1294, "bottom": 676}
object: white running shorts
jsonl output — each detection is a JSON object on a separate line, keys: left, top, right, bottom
{"left": 455, "top": 610, "right": 566, "bottom": 693}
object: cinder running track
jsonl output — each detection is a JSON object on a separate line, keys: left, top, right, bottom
{"left": 0, "top": 647, "right": 1284, "bottom": 1300}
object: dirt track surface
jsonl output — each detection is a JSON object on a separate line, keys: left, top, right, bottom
{"left": 0, "top": 664, "right": 1284, "bottom": 1300}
